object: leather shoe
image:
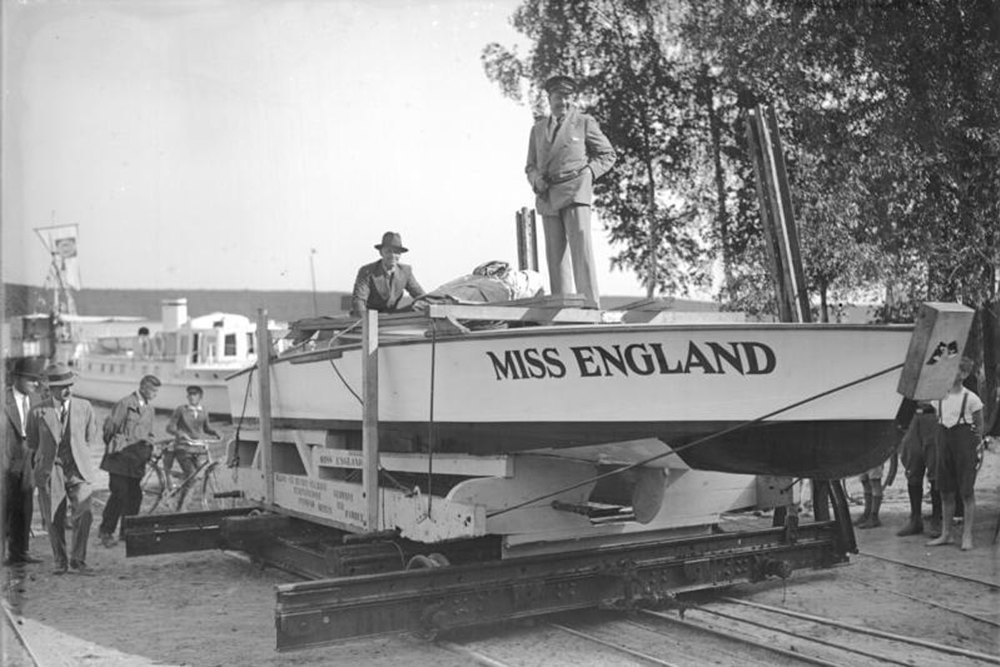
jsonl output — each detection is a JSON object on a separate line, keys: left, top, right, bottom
{"left": 99, "top": 533, "right": 117, "bottom": 548}
{"left": 70, "top": 561, "right": 96, "bottom": 576}
{"left": 52, "top": 565, "right": 69, "bottom": 575}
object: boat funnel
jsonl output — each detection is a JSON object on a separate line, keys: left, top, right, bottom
{"left": 161, "top": 298, "right": 188, "bottom": 332}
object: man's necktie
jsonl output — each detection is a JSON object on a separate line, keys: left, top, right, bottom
{"left": 551, "top": 115, "right": 563, "bottom": 139}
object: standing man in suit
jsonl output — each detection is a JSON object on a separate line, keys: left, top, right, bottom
{"left": 26, "top": 363, "right": 100, "bottom": 574}
{"left": 3, "top": 357, "right": 45, "bottom": 565}
{"left": 351, "top": 231, "right": 426, "bottom": 317}
{"left": 526, "top": 75, "right": 617, "bottom": 308}
{"left": 98, "top": 374, "right": 160, "bottom": 547}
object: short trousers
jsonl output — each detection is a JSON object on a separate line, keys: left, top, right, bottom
{"left": 936, "top": 423, "right": 978, "bottom": 497}
{"left": 860, "top": 463, "right": 883, "bottom": 481}
{"left": 900, "top": 411, "right": 939, "bottom": 483}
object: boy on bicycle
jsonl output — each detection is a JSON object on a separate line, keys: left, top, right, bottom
{"left": 163, "top": 385, "right": 219, "bottom": 489}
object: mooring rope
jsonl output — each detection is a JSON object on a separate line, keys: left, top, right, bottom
{"left": 486, "top": 361, "right": 906, "bottom": 519}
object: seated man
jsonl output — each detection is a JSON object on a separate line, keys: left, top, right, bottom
{"left": 163, "top": 385, "right": 219, "bottom": 488}
{"left": 351, "top": 231, "right": 425, "bottom": 317}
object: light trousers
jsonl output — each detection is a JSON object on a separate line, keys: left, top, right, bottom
{"left": 541, "top": 204, "right": 599, "bottom": 307}
{"left": 37, "top": 473, "right": 92, "bottom": 568}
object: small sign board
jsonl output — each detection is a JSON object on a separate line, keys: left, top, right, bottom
{"left": 897, "top": 302, "right": 975, "bottom": 401}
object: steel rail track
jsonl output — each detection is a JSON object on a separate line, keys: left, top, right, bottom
{"left": 842, "top": 573, "right": 1000, "bottom": 628}
{"left": 638, "top": 609, "right": 844, "bottom": 667}
{"left": 678, "top": 606, "right": 915, "bottom": 666}
{"left": 855, "top": 550, "right": 1000, "bottom": 589}
{"left": 437, "top": 640, "right": 514, "bottom": 667}
{"left": 547, "top": 621, "right": 681, "bottom": 667}
{"left": 719, "top": 596, "right": 1000, "bottom": 665}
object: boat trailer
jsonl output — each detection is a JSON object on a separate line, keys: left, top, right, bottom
{"left": 125, "top": 482, "right": 854, "bottom": 651}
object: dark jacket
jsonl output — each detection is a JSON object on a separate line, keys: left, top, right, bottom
{"left": 351, "top": 260, "right": 425, "bottom": 316}
{"left": 4, "top": 387, "right": 37, "bottom": 485}
{"left": 100, "top": 392, "right": 156, "bottom": 478}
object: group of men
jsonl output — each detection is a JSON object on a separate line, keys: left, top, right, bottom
{"left": 351, "top": 74, "right": 617, "bottom": 316}
{"left": 2, "top": 358, "right": 219, "bottom": 573}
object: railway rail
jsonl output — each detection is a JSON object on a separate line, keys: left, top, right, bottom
{"left": 434, "top": 596, "right": 1000, "bottom": 667}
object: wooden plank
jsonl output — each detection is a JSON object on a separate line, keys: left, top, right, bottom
{"left": 615, "top": 297, "right": 725, "bottom": 314}
{"left": 314, "top": 448, "right": 513, "bottom": 478}
{"left": 424, "top": 302, "right": 605, "bottom": 324}
{"left": 897, "top": 302, "right": 975, "bottom": 400}
{"left": 362, "top": 310, "right": 379, "bottom": 531}
{"left": 257, "top": 309, "right": 275, "bottom": 505}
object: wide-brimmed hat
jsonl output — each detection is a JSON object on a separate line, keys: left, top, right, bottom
{"left": 543, "top": 75, "right": 576, "bottom": 94}
{"left": 12, "top": 356, "right": 46, "bottom": 379}
{"left": 44, "top": 362, "right": 76, "bottom": 387}
{"left": 375, "top": 231, "right": 408, "bottom": 253}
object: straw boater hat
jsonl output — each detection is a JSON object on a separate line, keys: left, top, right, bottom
{"left": 375, "top": 231, "right": 408, "bottom": 253}
{"left": 44, "top": 362, "right": 76, "bottom": 387}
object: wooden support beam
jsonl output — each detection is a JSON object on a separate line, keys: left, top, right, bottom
{"left": 362, "top": 309, "right": 380, "bottom": 531}
{"left": 257, "top": 309, "right": 275, "bottom": 505}
{"left": 424, "top": 302, "right": 609, "bottom": 324}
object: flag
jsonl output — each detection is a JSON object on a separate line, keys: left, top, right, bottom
{"left": 35, "top": 224, "right": 82, "bottom": 290}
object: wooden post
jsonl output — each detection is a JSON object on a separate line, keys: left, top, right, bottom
{"left": 362, "top": 309, "right": 380, "bottom": 531}
{"left": 256, "top": 309, "right": 274, "bottom": 505}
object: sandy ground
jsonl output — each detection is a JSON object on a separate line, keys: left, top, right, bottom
{"left": 2, "top": 405, "right": 998, "bottom": 666}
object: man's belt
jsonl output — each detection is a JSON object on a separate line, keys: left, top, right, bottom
{"left": 545, "top": 166, "right": 589, "bottom": 185}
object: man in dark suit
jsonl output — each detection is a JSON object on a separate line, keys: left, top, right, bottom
{"left": 525, "top": 75, "right": 617, "bottom": 308}
{"left": 351, "top": 231, "right": 426, "bottom": 316}
{"left": 3, "top": 356, "right": 45, "bottom": 565}
{"left": 26, "top": 363, "right": 100, "bottom": 574}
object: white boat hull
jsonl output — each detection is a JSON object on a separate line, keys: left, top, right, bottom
{"left": 228, "top": 322, "right": 914, "bottom": 478}
{"left": 73, "top": 356, "right": 235, "bottom": 416}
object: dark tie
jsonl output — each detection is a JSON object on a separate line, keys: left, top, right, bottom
{"left": 551, "top": 115, "right": 563, "bottom": 139}
{"left": 60, "top": 404, "right": 68, "bottom": 428}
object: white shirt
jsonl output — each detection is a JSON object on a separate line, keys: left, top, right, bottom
{"left": 937, "top": 387, "right": 983, "bottom": 428}
{"left": 12, "top": 387, "right": 30, "bottom": 436}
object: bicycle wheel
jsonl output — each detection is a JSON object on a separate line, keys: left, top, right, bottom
{"left": 140, "top": 464, "right": 170, "bottom": 514}
{"left": 199, "top": 462, "right": 225, "bottom": 511}
{"left": 174, "top": 461, "right": 222, "bottom": 512}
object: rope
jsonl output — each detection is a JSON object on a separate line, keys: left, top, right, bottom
{"left": 487, "top": 361, "right": 905, "bottom": 519}
{"left": 328, "top": 359, "right": 362, "bottom": 404}
{"left": 231, "top": 366, "right": 255, "bottom": 467}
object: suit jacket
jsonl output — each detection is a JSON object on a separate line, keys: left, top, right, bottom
{"left": 27, "top": 396, "right": 100, "bottom": 488}
{"left": 525, "top": 106, "right": 616, "bottom": 216}
{"left": 3, "top": 387, "right": 37, "bottom": 484}
{"left": 351, "top": 261, "right": 425, "bottom": 316}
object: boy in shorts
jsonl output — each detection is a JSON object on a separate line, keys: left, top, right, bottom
{"left": 927, "top": 357, "right": 984, "bottom": 551}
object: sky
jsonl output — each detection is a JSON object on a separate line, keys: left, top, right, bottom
{"left": 2, "top": 0, "right": 648, "bottom": 301}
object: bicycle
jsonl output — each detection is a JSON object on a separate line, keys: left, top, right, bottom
{"left": 140, "top": 436, "right": 237, "bottom": 514}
